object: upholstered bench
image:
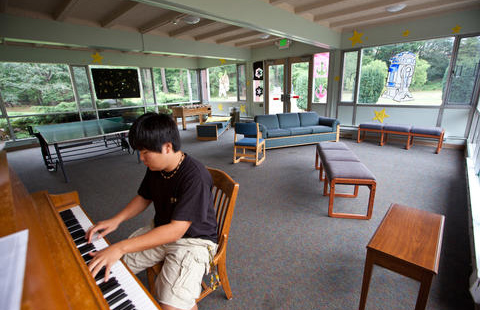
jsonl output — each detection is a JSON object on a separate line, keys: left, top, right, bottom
{"left": 382, "top": 124, "right": 412, "bottom": 149}
{"left": 409, "top": 126, "right": 445, "bottom": 154}
{"left": 196, "top": 116, "right": 231, "bottom": 141}
{"left": 357, "top": 122, "right": 384, "bottom": 144}
{"left": 315, "top": 142, "right": 376, "bottom": 220}
{"left": 315, "top": 141, "right": 350, "bottom": 170}
{"left": 357, "top": 122, "right": 445, "bottom": 153}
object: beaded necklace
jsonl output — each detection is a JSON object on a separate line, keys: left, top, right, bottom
{"left": 160, "top": 152, "right": 185, "bottom": 179}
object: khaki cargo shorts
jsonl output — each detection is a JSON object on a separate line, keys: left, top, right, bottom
{"left": 122, "top": 223, "right": 217, "bottom": 310}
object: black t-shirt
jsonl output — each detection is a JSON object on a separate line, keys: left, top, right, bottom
{"left": 137, "top": 154, "right": 217, "bottom": 243}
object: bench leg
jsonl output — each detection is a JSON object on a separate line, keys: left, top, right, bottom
{"left": 380, "top": 132, "right": 386, "bottom": 146}
{"left": 357, "top": 129, "right": 362, "bottom": 143}
{"left": 323, "top": 176, "right": 329, "bottom": 196}
{"left": 315, "top": 149, "right": 321, "bottom": 170}
{"left": 327, "top": 180, "right": 336, "bottom": 217}
{"left": 436, "top": 132, "right": 445, "bottom": 154}
{"left": 405, "top": 135, "right": 412, "bottom": 150}
{"left": 366, "top": 183, "right": 376, "bottom": 220}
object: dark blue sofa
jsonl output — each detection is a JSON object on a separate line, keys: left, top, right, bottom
{"left": 254, "top": 112, "right": 340, "bottom": 149}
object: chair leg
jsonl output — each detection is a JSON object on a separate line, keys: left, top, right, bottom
{"left": 218, "top": 256, "right": 233, "bottom": 300}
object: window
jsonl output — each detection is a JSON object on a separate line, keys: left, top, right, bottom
{"left": 0, "top": 62, "right": 76, "bottom": 115}
{"left": 447, "top": 35, "right": 480, "bottom": 105}
{"left": 312, "top": 53, "right": 329, "bottom": 104}
{"left": 238, "top": 64, "right": 247, "bottom": 101}
{"left": 189, "top": 70, "right": 200, "bottom": 102}
{"left": 71, "top": 66, "right": 94, "bottom": 111}
{"left": 140, "top": 68, "right": 155, "bottom": 105}
{"left": 153, "top": 68, "right": 190, "bottom": 104}
{"left": 207, "top": 64, "right": 237, "bottom": 102}
{"left": 341, "top": 51, "right": 358, "bottom": 102}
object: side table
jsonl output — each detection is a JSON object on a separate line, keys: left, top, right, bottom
{"left": 359, "top": 203, "right": 445, "bottom": 310}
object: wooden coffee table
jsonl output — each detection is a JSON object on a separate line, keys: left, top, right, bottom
{"left": 359, "top": 203, "right": 445, "bottom": 310}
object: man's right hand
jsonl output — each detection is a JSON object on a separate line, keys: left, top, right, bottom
{"left": 85, "top": 218, "right": 121, "bottom": 243}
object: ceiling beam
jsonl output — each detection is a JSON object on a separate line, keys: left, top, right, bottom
{"left": 331, "top": 0, "right": 478, "bottom": 29}
{"left": 169, "top": 20, "right": 217, "bottom": 37}
{"left": 139, "top": 11, "right": 186, "bottom": 33}
{"left": 216, "top": 30, "right": 260, "bottom": 44}
{"left": 294, "top": 0, "right": 346, "bottom": 14}
{"left": 0, "top": 0, "right": 8, "bottom": 13}
{"left": 194, "top": 25, "right": 240, "bottom": 41}
{"left": 101, "top": 2, "right": 141, "bottom": 28}
{"left": 133, "top": 0, "right": 340, "bottom": 48}
{"left": 314, "top": 0, "right": 407, "bottom": 22}
{"left": 269, "top": 0, "right": 289, "bottom": 4}
{"left": 235, "top": 37, "right": 277, "bottom": 47}
{"left": 54, "top": 0, "right": 81, "bottom": 21}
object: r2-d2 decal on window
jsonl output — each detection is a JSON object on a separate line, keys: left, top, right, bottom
{"left": 382, "top": 52, "right": 416, "bottom": 102}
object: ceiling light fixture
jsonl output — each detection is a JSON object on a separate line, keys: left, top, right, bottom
{"left": 181, "top": 16, "right": 201, "bottom": 25}
{"left": 386, "top": 3, "right": 407, "bottom": 13}
{"left": 260, "top": 34, "right": 270, "bottom": 39}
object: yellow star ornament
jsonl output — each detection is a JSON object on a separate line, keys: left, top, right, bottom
{"left": 91, "top": 52, "right": 104, "bottom": 64}
{"left": 219, "top": 59, "right": 226, "bottom": 65}
{"left": 452, "top": 25, "right": 461, "bottom": 34}
{"left": 349, "top": 30, "right": 364, "bottom": 47}
{"left": 372, "top": 108, "right": 390, "bottom": 123}
{"left": 218, "top": 103, "right": 223, "bottom": 111}
{"left": 240, "top": 104, "right": 246, "bottom": 114}
{"left": 402, "top": 30, "right": 410, "bottom": 37}
{"left": 334, "top": 76, "right": 340, "bottom": 82}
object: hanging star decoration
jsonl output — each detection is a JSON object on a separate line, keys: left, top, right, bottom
{"left": 349, "top": 30, "right": 364, "bottom": 47}
{"left": 255, "top": 68, "right": 263, "bottom": 79}
{"left": 255, "top": 86, "right": 263, "bottom": 97}
{"left": 240, "top": 104, "right": 246, "bottom": 114}
{"left": 218, "top": 103, "right": 224, "bottom": 111}
{"left": 91, "top": 52, "right": 104, "bottom": 64}
{"left": 219, "top": 59, "right": 226, "bottom": 65}
{"left": 402, "top": 30, "right": 410, "bottom": 37}
{"left": 372, "top": 108, "right": 390, "bottom": 123}
{"left": 334, "top": 76, "right": 340, "bottom": 82}
{"left": 452, "top": 25, "right": 462, "bottom": 34}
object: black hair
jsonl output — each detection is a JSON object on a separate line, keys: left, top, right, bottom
{"left": 128, "top": 112, "right": 181, "bottom": 152}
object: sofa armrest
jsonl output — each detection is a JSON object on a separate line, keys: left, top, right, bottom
{"left": 318, "top": 116, "right": 340, "bottom": 129}
{"left": 257, "top": 123, "right": 268, "bottom": 138}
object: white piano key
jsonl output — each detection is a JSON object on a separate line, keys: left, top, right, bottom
{"left": 67, "top": 206, "right": 159, "bottom": 310}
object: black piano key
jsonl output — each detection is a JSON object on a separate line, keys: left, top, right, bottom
{"left": 70, "top": 229, "right": 85, "bottom": 241}
{"left": 99, "top": 278, "right": 120, "bottom": 295}
{"left": 59, "top": 209, "right": 74, "bottom": 221}
{"left": 94, "top": 267, "right": 113, "bottom": 282}
{"left": 63, "top": 217, "right": 79, "bottom": 228}
{"left": 75, "top": 237, "right": 87, "bottom": 247}
{"left": 106, "top": 289, "right": 126, "bottom": 305}
{"left": 78, "top": 243, "right": 95, "bottom": 255}
{"left": 82, "top": 253, "right": 93, "bottom": 264}
{"left": 122, "top": 303, "right": 135, "bottom": 310}
{"left": 113, "top": 300, "right": 133, "bottom": 310}
{"left": 67, "top": 223, "right": 82, "bottom": 233}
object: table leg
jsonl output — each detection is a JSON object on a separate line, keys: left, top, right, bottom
{"left": 359, "top": 251, "right": 374, "bottom": 310}
{"left": 414, "top": 274, "right": 433, "bottom": 310}
{"left": 54, "top": 143, "right": 68, "bottom": 183}
{"left": 182, "top": 116, "right": 187, "bottom": 130}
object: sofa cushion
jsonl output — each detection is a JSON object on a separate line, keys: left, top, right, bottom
{"left": 277, "top": 113, "right": 300, "bottom": 128}
{"left": 299, "top": 112, "right": 319, "bottom": 126}
{"left": 267, "top": 128, "right": 291, "bottom": 138}
{"left": 324, "top": 161, "right": 376, "bottom": 181}
{"left": 255, "top": 114, "right": 280, "bottom": 129}
{"left": 359, "top": 122, "right": 384, "bottom": 130}
{"left": 319, "top": 149, "right": 360, "bottom": 163}
{"left": 304, "top": 125, "right": 333, "bottom": 133}
{"left": 318, "top": 116, "right": 338, "bottom": 127}
{"left": 317, "top": 142, "right": 349, "bottom": 152}
{"left": 288, "top": 127, "right": 313, "bottom": 135}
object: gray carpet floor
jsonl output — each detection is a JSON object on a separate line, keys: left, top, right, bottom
{"left": 6, "top": 123, "right": 474, "bottom": 310}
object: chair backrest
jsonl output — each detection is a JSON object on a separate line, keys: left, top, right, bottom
{"left": 234, "top": 122, "right": 258, "bottom": 136}
{"left": 207, "top": 167, "right": 239, "bottom": 246}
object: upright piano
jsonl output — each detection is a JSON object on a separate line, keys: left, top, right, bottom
{"left": 0, "top": 151, "right": 162, "bottom": 310}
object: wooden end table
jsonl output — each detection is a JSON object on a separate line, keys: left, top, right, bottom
{"left": 359, "top": 203, "right": 445, "bottom": 310}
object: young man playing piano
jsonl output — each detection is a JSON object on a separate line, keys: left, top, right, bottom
{"left": 86, "top": 112, "right": 218, "bottom": 310}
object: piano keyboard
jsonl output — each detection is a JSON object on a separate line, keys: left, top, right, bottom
{"left": 59, "top": 206, "right": 159, "bottom": 310}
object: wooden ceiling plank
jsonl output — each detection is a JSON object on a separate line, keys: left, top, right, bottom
{"left": 101, "top": 2, "right": 141, "bottom": 28}
{"left": 194, "top": 25, "right": 241, "bottom": 41}
{"left": 216, "top": 30, "right": 260, "bottom": 44}
{"left": 269, "top": 0, "right": 289, "bottom": 4}
{"left": 331, "top": 0, "right": 478, "bottom": 29}
{"left": 140, "top": 12, "right": 186, "bottom": 34}
{"left": 54, "top": 0, "right": 81, "bottom": 21}
{"left": 314, "top": 0, "right": 407, "bottom": 22}
{"left": 168, "top": 20, "right": 217, "bottom": 37}
{"left": 294, "top": 0, "right": 347, "bottom": 14}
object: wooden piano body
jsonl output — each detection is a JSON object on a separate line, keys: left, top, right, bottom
{"left": 171, "top": 104, "right": 212, "bottom": 130}
{"left": 0, "top": 151, "right": 161, "bottom": 310}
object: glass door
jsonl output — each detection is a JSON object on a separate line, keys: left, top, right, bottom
{"left": 265, "top": 57, "right": 312, "bottom": 114}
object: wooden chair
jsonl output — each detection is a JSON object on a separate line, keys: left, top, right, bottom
{"left": 146, "top": 167, "right": 240, "bottom": 303}
{"left": 233, "top": 122, "right": 265, "bottom": 166}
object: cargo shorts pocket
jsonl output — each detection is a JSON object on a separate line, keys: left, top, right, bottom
{"left": 171, "top": 251, "right": 209, "bottom": 298}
